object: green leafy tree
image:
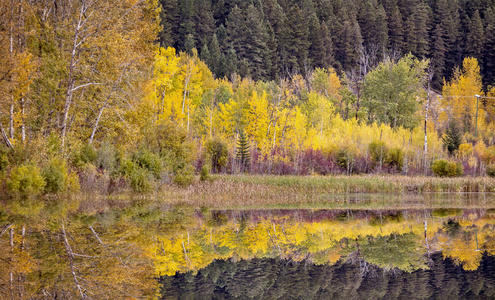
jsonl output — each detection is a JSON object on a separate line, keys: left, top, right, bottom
{"left": 363, "top": 54, "right": 428, "bottom": 129}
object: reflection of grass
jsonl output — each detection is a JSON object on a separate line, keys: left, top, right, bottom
{"left": 151, "top": 174, "right": 495, "bottom": 209}
{"left": 432, "top": 208, "right": 463, "bottom": 218}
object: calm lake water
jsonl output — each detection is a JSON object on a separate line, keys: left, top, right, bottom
{"left": 1, "top": 195, "right": 494, "bottom": 299}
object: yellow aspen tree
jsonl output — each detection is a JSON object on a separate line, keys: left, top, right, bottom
{"left": 246, "top": 91, "right": 270, "bottom": 157}
{"left": 148, "top": 47, "right": 180, "bottom": 120}
{"left": 304, "top": 92, "right": 335, "bottom": 149}
{"left": 441, "top": 57, "right": 484, "bottom": 135}
{"left": 283, "top": 107, "right": 307, "bottom": 171}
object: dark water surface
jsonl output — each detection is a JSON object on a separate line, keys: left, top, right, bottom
{"left": 0, "top": 195, "right": 494, "bottom": 299}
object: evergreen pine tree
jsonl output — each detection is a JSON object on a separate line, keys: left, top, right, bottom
{"left": 194, "top": 0, "right": 215, "bottom": 47}
{"left": 388, "top": 6, "right": 404, "bottom": 51}
{"left": 320, "top": 21, "right": 335, "bottom": 68}
{"left": 224, "top": 46, "right": 238, "bottom": 78}
{"left": 236, "top": 130, "right": 250, "bottom": 171}
{"left": 226, "top": 6, "right": 247, "bottom": 61}
{"left": 435, "top": 0, "right": 461, "bottom": 80}
{"left": 216, "top": 24, "right": 228, "bottom": 51}
{"left": 245, "top": 5, "right": 269, "bottom": 81}
{"left": 159, "top": 0, "right": 180, "bottom": 47}
{"left": 483, "top": 8, "right": 495, "bottom": 86}
{"left": 184, "top": 34, "right": 196, "bottom": 56}
{"left": 403, "top": 16, "right": 417, "bottom": 54}
{"left": 442, "top": 119, "right": 462, "bottom": 155}
{"left": 200, "top": 43, "right": 210, "bottom": 66}
{"left": 358, "top": 2, "right": 388, "bottom": 50}
{"left": 177, "top": 0, "right": 196, "bottom": 50}
{"left": 412, "top": 2, "right": 430, "bottom": 58}
{"left": 466, "top": 10, "right": 484, "bottom": 60}
{"left": 208, "top": 34, "right": 221, "bottom": 76}
{"left": 286, "top": 5, "right": 310, "bottom": 74}
{"left": 308, "top": 13, "right": 324, "bottom": 68}
{"left": 430, "top": 23, "right": 446, "bottom": 89}
{"left": 265, "top": 24, "right": 280, "bottom": 80}
{"left": 340, "top": 13, "right": 363, "bottom": 70}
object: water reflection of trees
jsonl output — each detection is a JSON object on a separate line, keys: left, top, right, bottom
{"left": 161, "top": 253, "right": 495, "bottom": 299}
{"left": 1, "top": 198, "right": 495, "bottom": 298}
{"left": 154, "top": 208, "right": 495, "bottom": 276}
{"left": 0, "top": 198, "right": 163, "bottom": 299}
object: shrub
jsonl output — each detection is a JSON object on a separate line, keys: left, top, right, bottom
{"left": 173, "top": 164, "right": 195, "bottom": 187}
{"left": 200, "top": 165, "right": 209, "bottom": 182}
{"left": 386, "top": 148, "right": 404, "bottom": 171}
{"left": 133, "top": 148, "right": 162, "bottom": 179}
{"left": 129, "top": 167, "right": 153, "bottom": 193}
{"left": 7, "top": 164, "right": 46, "bottom": 197}
{"left": 205, "top": 139, "right": 228, "bottom": 173}
{"left": 144, "top": 120, "right": 194, "bottom": 163}
{"left": 67, "top": 172, "right": 81, "bottom": 192}
{"left": 43, "top": 158, "right": 68, "bottom": 193}
{"left": 74, "top": 144, "right": 98, "bottom": 167}
{"left": 97, "top": 141, "right": 118, "bottom": 174}
{"left": 0, "top": 145, "right": 9, "bottom": 173}
{"left": 487, "top": 164, "right": 495, "bottom": 177}
{"left": 431, "top": 159, "right": 463, "bottom": 177}
{"left": 482, "top": 146, "right": 495, "bottom": 165}
{"left": 369, "top": 140, "right": 388, "bottom": 163}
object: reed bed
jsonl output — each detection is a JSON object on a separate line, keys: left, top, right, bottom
{"left": 151, "top": 174, "right": 495, "bottom": 209}
{"left": 211, "top": 174, "right": 495, "bottom": 193}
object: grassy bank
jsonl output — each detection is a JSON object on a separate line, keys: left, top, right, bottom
{"left": 211, "top": 174, "right": 495, "bottom": 193}
{"left": 150, "top": 174, "right": 495, "bottom": 209}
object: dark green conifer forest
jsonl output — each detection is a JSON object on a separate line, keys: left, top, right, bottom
{"left": 159, "top": 0, "right": 495, "bottom": 88}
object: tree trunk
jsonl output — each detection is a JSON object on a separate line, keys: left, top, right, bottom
{"left": 61, "top": 223, "right": 86, "bottom": 299}
{"left": 0, "top": 120, "right": 13, "bottom": 149}
{"left": 61, "top": 1, "right": 87, "bottom": 147}
{"left": 9, "top": 102, "right": 14, "bottom": 139}
{"left": 21, "top": 97, "right": 25, "bottom": 143}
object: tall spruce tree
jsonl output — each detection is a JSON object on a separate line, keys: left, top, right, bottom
{"left": 320, "top": 21, "right": 335, "bottom": 68}
{"left": 159, "top": 0, "right": 179, "bottom": 47}
{"left": 388, "top": 6, "right": 404, "bottom": 51}
{"left": 286, "top": 5, "right": 310, "bottom": 74}
{"left": 443, "top": 119, "right": 462, "bottom": 155}
{"left": 226, "top": 6, "right": 247, "bottom": 62}
{"left": 412, "top": 2, "right": 430, "bottom": 58}
{"left": 430, "top": 23, "right": 446, "bottom": 89}
{"left": 466, "top": 10, "right": 484, "bottom": 60}
{"left": 236, "top": 130, "right": 250, "bottom": 171}
{"left": 177, "top": 0, "right": 196, "bottom": 50}
{"left": 308, "top": 13, "right": 325, "bottom": 68}
{"left": 245, "top": 5, "right": 270, "bottom": 81}
{"left": 208, "top": 34, "right": 221, "bottom": 76}
{"left": 194, "top": 0, "right": 215, "bottom": 47}
{"left": 483, "top": 8, "right": 495, "bottom": 85}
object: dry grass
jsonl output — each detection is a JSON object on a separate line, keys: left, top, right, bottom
{"left": 148, "top": 174, "right": 495, "bottom": 209}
